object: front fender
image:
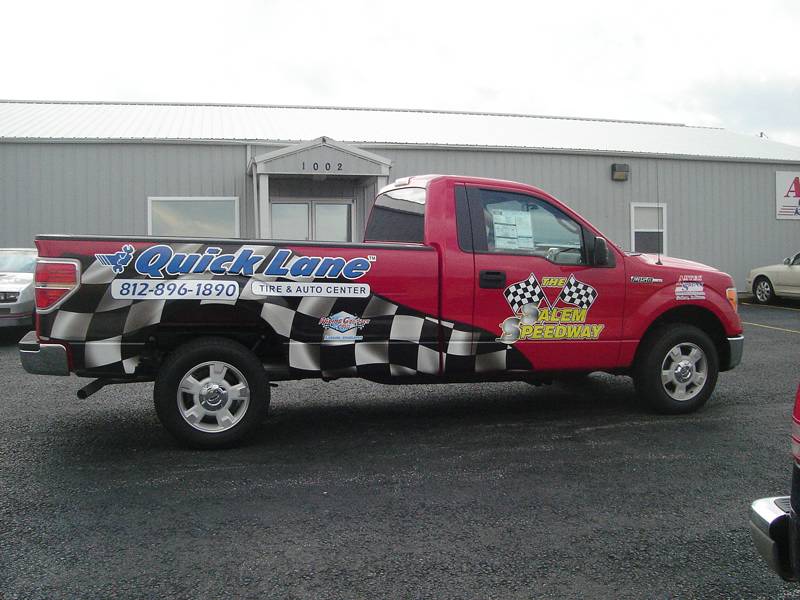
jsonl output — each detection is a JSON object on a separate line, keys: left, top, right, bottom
{"left": 624, "top": 283, "right": 740, "bottom": 342}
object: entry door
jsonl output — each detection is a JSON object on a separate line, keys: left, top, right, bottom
{"left": 271, "top": 200, "right": 353, "bottom": 242}
{"left": 467, "top": 186, "right": 626, "bottom": 372}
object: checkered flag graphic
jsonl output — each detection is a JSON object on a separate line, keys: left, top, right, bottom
{"left": 503, "top": 273, "right": 546, "bottom": 314}
{"left": 44, "top": 241, "right": 533, "bottom": 378}
{"left": 557, "top": 274, "right": 598, "bottom": 309}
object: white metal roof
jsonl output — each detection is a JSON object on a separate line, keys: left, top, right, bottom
{"left": 1, "top": 100, "right": 800, "bottom": 163}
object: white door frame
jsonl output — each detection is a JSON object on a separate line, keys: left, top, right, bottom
{"left": 270, "top": 198, "right": 356, "bottom": 241}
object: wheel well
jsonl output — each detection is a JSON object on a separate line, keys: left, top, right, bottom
{"left": 752, "top": 274, "right": 771, "bottom": 290}
{"left": 137, "top": 304, "right": 287, "bottom": 375}
{"left": 635, "top": 305, "right": 728, "bottom": 369}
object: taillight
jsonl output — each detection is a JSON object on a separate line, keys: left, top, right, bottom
{"left": 34, "top": 259, "right": 81, "bottom": 311}
{"left": 726, "top": 288, "right": 738, "bottom": 313}
{"left": 792, "top": 385, "right": 800, "bottom": 463}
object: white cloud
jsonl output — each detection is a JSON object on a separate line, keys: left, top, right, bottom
{"left": 0, "top": 0, "right": 798, "bottom": 145}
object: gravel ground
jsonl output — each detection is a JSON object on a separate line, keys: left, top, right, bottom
{"left": 1, "top": 302, "right": 800, "bottom": 599}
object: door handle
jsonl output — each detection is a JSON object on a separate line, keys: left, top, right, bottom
{"left": 479, "top": 270, "right": 506, "bottom": 289}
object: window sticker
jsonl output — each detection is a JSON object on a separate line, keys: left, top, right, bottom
{"left": 490, "top": 209, "right": 534, "bottom": 251}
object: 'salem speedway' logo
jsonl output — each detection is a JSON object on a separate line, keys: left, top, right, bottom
{"left": 498, "top": 274, "right": 604, "bottom": 343}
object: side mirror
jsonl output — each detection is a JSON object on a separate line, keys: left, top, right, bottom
{"left": 784, "top": 257, "right": 791, "bottom": 265}
{"left": 593, "top": 237, "right": 610, "bottom": 267}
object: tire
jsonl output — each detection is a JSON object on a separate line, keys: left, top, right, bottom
{"left": 633, "top": 324, "right": 718, "bottom": 414}
{"left": 154, "top": 337, "right": 269, "bottom": 449}
{"left": 753, "top": 276, "right": 775, "bottom": 304}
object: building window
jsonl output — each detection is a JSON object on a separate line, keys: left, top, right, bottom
{"left": 271, "top": 200, "right": 352, "bottom": 242}
{"left": 148, "top": 197, "right": 239, "bottom": 238}
{"left": 630, "top": 203, "right": 667, "bottom": 255}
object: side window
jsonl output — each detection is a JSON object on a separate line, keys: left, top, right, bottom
{"left": 477, "top": 189, "right": 585, "bottom": 265}
{"left": 792, "top": 252, "right": 800, "bottom": 266}
{"left": 148, "top": 196, "right": 239, "bottom": 237}
{"left": 364, "top": 187, "right": 426, "bottom": 243}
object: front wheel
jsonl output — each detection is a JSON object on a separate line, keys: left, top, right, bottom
{"left": 753, "top": 277, "right": 775, "bottom": 304}
{"left": 154, "top": 337, "right": 269, "bottom": 449}
{"left": 633, "top": 324, "right": 718, "bottom": 414}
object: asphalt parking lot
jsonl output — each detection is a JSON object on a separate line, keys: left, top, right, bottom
{"left": 1, "top": 302, "right": 799, "bottom": 599}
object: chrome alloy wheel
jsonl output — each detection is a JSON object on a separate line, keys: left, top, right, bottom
{"left": 660, "top": 342, "right": 708, "bottom": 402}
{"left": 176, "top": 361, "right": 250, "bottom": 433}
{"left": 755, "top": 280, "right": 771, "bottom": 303}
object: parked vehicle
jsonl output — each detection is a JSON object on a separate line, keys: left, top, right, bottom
{"left": 747, "top": 252, "right": 800, "bottom": 304}
{"left": 0, "top": 248, "right": 37, "bottom": 328}
{"left": 750, "top": 385, "right": 800, "bottom": 581}
{"left": 18, "top": 175, "right": 744, "bottom": 447}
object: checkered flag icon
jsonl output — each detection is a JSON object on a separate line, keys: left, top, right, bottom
{"left": 557, "top": 274, "right": 598, "bottom": 309}
{"left": 503, "top": 273, "right": 546, "bottom": 314}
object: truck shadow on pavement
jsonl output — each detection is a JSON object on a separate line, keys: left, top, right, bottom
{"left": 52, "top": 375, "right": 644, "bottom": 459}
{"left": 262, "top": 377, "right": 641, "bottom": 442}
{"left": 0, "top": 327, "right": 27, "bottom": 347}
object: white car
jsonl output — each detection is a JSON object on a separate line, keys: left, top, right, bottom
{"left": 0, "top": 248, "right": 37, "bottom": 328}
{"left": 747, "top": 251, "right": 800, "bottom": 304}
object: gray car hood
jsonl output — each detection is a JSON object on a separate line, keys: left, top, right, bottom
{"left": 0, "top": 272, "right": 34, "bottom": 292}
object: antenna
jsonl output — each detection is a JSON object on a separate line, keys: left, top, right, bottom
{"left": 656, "top": 170, "right": 663, "bottom": 265}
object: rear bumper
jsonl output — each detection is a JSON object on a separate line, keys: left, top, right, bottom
{"left": 721, "top": 335, "right": 744, "bottom": 371}
{"left": 750, "top": 496, "right": 794, "bottom": 580}
{"left": 18, "top": 330, "right": 70, "bottom": 376}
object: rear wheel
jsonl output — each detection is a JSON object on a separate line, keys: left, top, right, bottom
{"left": 753, "top": 277, "right": 775, "bottom": 304}
{"left": 634, "top": 324, "right": 718, "bottom": 414}
{"left": 154, "top": 337, "right": 268, "bottom": 449}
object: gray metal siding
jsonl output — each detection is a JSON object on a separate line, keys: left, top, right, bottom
{"left": 0, "top": 143, "right": 249, "bottom": 246}
{"left": 1, "top": 140, "right": 797, "bottom": 290}
{"left": 378, "top": 147, "right": 799, "bottom": 288}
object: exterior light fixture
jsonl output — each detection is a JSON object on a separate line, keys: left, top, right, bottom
{"left": 611, "top": 163, "right": 630, "bottom": 182}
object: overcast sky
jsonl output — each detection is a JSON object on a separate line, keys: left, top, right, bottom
{"left": 1, "top": 0, "right": 798, "bottom": 146}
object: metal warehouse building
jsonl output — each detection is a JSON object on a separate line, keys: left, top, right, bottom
{"left": 1, "top": 99, "right": 799, "bottom": 289}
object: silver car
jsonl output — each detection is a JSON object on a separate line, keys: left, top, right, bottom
{"left": 0, "top": 248, "right": 36, "bottom": 328}
{"left": 747, "top": 251, "right": 800, "bottom": 304}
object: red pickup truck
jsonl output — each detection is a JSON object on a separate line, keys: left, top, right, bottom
{"left": 19, "top": 175, "right": 743, "bottom": 448}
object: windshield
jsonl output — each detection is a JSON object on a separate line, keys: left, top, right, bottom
{"left": 0, "top": 252, "right": 37, "bottom": 273}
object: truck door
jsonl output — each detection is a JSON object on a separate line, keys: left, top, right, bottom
{"left": 467, "top": 185, "right": 626, "bottom": 372}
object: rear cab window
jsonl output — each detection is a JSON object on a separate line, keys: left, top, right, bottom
{"left": 365, "top": 187, "right": 426, "bottom": 243}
